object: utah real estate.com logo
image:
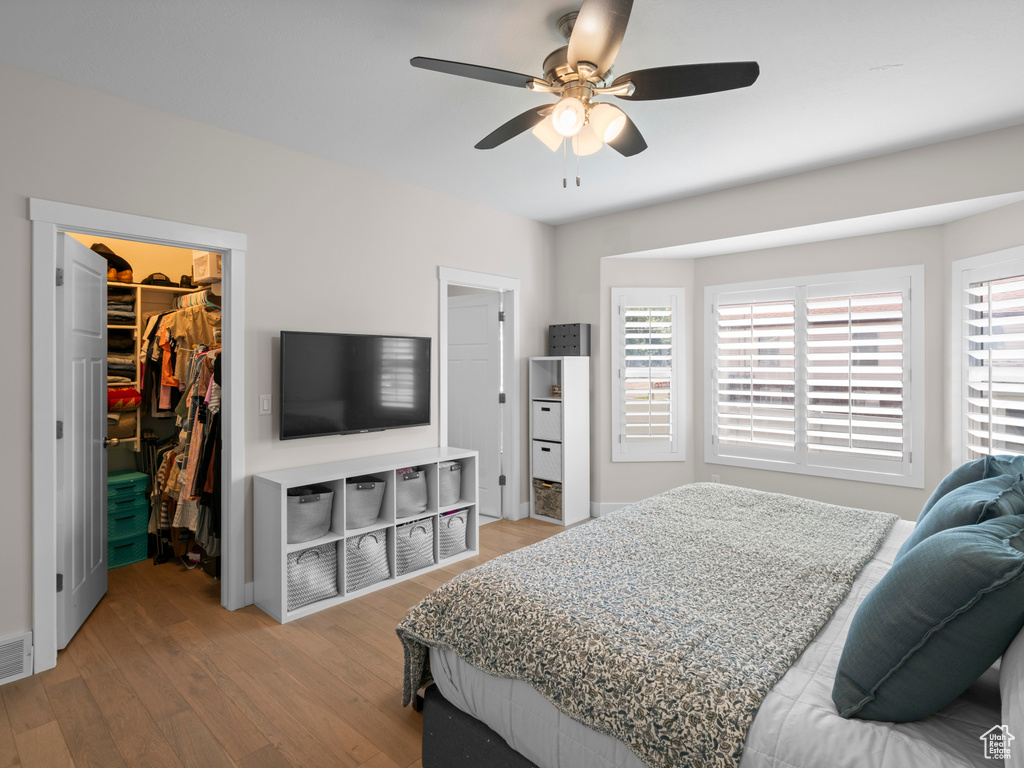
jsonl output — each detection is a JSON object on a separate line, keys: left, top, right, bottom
{"left": 981, "top": 725, "right": 1014, "bottom": 760}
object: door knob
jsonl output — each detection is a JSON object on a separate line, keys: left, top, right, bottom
{"left": 104, "top": 438, "right": 120, "bottom": 448}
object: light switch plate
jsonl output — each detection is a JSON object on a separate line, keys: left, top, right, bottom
{"left": 259, "top": 394, "right": 272, "bottom": 415}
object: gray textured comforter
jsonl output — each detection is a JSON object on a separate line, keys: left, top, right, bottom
{"left": 397, "top": 483, "right": 896, "bottom": 768}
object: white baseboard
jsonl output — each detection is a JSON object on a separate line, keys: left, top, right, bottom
{"left": 244, "top": 580, "right": 255, "bottom": 607}
{"left": 591, "top": 502, "right": 628, "bottom": 518}
{"left": 510, "top": 501, "right": 530, "bottom": 521}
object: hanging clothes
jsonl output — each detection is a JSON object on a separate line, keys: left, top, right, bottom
{"left": 137, "top": 300, "right": 222, "bottom": 566}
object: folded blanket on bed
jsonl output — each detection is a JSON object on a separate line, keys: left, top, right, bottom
{"left": 397, "top": 483, "right": 896, "bottom": 768}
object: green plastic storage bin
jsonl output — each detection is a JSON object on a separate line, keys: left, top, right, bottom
{"left": 108, "top": 470, "right": 148, "bottom": 503}
{"left": 108, "top": 533, "right": 148, "bottom": 568}
{"left": 108, "top": 499, "right": 149, "bottom": 539}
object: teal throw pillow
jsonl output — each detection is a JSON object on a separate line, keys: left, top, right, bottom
{"left": 896, "top": 472, "right": 1024, "bottom": 561}
{"left": 833, "top": 515, "right": 1024, "bottom": 722}
{"left": 918, "top": 457, "right": 989, "bottom": 523}
{"left": 987, "top": 454, "right": 1024, "bottom": 479}
{"left": 920, "top": 455, "right": 1024, "bottom": 525}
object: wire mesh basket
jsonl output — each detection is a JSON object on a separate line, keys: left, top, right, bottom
{"left": 286, "top": 542, "right": 339, "bottom": 611}
{"left": 439, "top": 509, "right": 469, "bottom": 559}
{"left": 346, "top": 530, "right": 391, "bottom": 592}
{"left": 396, "top": 519, "right": 434, "bottom": 575}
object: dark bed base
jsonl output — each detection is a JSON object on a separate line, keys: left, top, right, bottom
{"left": 422, "top": 684, "right": 539, "bottom": 768}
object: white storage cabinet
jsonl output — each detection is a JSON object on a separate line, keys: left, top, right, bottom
{"left": 254, "top": 447, "right": 478, "bottom": 623}
{"left": 529, "top": 356, "right": 590, "bottom": 525}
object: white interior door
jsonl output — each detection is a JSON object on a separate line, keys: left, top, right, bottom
{"left": 56, "top": 234, "right": 108, "bottom": 649}
{"left": 448, "top": 292, "right": 502, "bottom": 518}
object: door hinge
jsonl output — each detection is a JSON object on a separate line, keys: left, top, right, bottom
{"left": 498, "top": 475, "right": 506, "bottom": 486}
{"left": 498, "top": 392, "right": 506, "bottom": 404}
{"left": 56, "top": 573, "right": 63, "bottom": 593}
{"left": 498, "top": 310, "right": 506, "bottom": 322}
{"left": 56, "top": 420, "right": 64, "bottom": 439}
{"left": 55, "top": 267, "right": 64, "bottom": 286}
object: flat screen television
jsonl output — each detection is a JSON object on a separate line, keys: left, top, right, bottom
{"left": 279, "top": 330, "right": 431, "bottom": 440}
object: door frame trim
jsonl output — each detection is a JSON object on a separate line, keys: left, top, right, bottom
{"left": 438, "top": 267, "right": 521, "bottom": 520}
{"left": 31, "top": 198, "right": 247, "bottom": 673}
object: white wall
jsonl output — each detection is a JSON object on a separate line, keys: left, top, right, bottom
{"left": 0, "top": 61, "right": 554, "bottom": 640}
{"left": 555, "top": 124, "right": 1024, "bottom": 518}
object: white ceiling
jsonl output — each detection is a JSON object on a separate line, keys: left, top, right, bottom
{"left": 1, "top": 0, "right": 1023, "bottom": 226}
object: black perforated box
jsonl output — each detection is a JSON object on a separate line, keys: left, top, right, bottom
{"left": 547, "top": 323, "right": 591, "bottom": 356}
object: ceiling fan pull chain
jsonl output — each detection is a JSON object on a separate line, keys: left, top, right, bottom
{"left": 576, "top": 147, "right": 581, "bottom": 187}
{"left": 562, "top": 138, "right": 567, "bottom": 188}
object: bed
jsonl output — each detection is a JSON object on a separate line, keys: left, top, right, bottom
{"left": 397, "top": 481, "right": 1024, "bottom": 768}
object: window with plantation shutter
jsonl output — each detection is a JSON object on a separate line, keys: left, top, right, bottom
{"left": 706, "top": 266, "right": 923, "bottom": 487}
{"left": 611, "top": 287, "right": 685, "bottom": 462}
{"left": 953, "top": 248, "right": 1024, "bottom": 465}
{"left": 715, "top": 292, "right": 796, "bottom": 454}
{"left": 805, "top": 286, "right": 905, "bottom": 464}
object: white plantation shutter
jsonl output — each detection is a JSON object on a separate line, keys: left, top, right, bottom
{"left": 611, "top": 288, "right": 685, "bottom": 461}
{"left": 707, "top": 267, "right": 921, "bottom": 486}
{"left": 805, "top": 287, "right": 905, "bottom": 463}
{"left": 960, "top": 266, "right": 1024, "bottom": 460}
{"left": 714, "top": 295, "right": 796, "bottom": 455}
{"left": 623, "top": 304, "right": 673, "bottom": 444}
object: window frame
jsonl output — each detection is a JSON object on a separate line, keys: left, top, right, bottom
{"left": 950, "top": 245, "right": 1024, "bottom": 468}
{"left": 610, "top": 286, "right": 686, "bottom": 463}
{"left": 704, "top": 265, "right": 924, "bottom": 488}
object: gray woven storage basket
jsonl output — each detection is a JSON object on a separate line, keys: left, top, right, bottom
{"left": 439, "top": 509, "right": 469, "bottom": 559}
{"left": 286, "top": 485, "right": 334, "bottom": 544}
{"left": 396, "top": 519, "right": 434, "bottom": 575}
{"left": 395, "top": 469, "right": 427, "bottom": 518}
{"left": 345, "top": 475, "right": 385, "bottom": 529}
{"left": 286, "top": 542, "right": 338, "bottom": 611}
{"left": 438, "top": 461, "right": 462, "bottom": 507}
{"left": 346, "top": 530, "right": 390, "bottom": 592}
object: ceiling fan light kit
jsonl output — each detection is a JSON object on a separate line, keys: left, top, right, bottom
{"left": 552, "top": 95, "right": 587, "bottom": 136}
{"left": 411, "top": 0, "right": 759, "bottom": 183}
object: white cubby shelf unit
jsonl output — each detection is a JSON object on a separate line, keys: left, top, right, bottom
{"left": 254, "top": 446, "right": 479, "bottom": 623}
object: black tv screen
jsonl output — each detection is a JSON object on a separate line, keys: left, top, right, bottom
{"left": 280, "top": 331, "right": 431, "bottom": 440}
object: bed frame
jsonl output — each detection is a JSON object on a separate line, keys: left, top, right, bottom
{"left": 422, "top": 684, "right": 538, "bottom": 768}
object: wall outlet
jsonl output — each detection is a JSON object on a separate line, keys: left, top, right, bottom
{"left": 711, "top": 474, "right": 721, "bottom": 483}
{"left": 259, "top": 394, "right": 272, "bottom": 415}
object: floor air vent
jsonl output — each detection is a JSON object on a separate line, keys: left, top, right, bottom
{"left": 0, "top": 632, "right": 32, "bottom": 686}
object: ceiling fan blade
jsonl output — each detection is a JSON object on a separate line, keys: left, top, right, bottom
{"left": 410, "top": 56, "right": 535, "bottom": 89}
{"left": 567, "top": 0, "right": 634, "bottom": 79}
{"left": 607, "top": 114, "right": 647, "bottom": 157}
{"left": 612, "top": 62, "right": 760, "bottom": 101}
{"left": 475, "top": 108, "right": 548, "bottom": 150}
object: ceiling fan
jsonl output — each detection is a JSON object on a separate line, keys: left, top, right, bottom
{"left": 410, "top": 0, "right": 759, "bottom": 162}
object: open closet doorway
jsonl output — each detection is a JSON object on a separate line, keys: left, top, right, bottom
{"left": 31, "top": 199, "right": 246, "bottom": 674}
{"left": 439, "top": 268, "right": 521, "bottom": 523}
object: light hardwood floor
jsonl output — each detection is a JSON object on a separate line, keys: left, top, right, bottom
{"left": 1, "top": 517, "right": 562, "bottom": 768}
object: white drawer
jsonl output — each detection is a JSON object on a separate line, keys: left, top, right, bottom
{"left": 532, "top": 400, "right": 562, "bottom": 441}
{"left": 532, "top": 440, "right": 562, "bottom": 482}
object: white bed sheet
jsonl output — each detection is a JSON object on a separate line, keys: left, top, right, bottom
{"left": 430, "top": 518, "right": 1005, "bottom": 768}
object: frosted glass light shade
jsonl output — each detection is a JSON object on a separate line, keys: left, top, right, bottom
{"left": 532, "top": 116, "right": 563, "bottom": 151}
{"left": 552, "top": 97, "right": 586, "bottom": 137}
{"left": 571, "top": 125, "right": 603, "bottom": 156}
{"left": 589, "top": 103, "right": 627, "bottom": 143}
